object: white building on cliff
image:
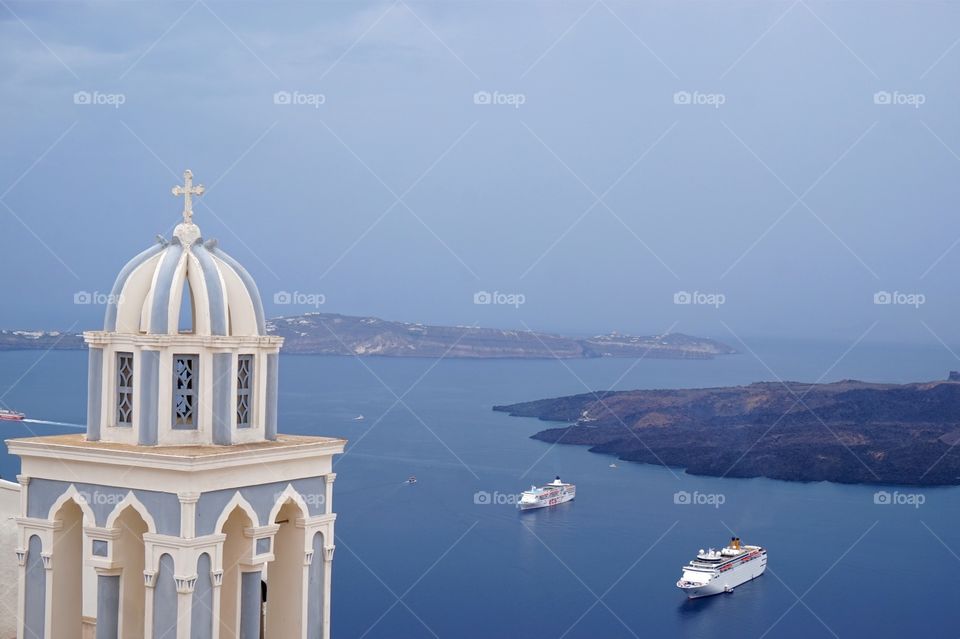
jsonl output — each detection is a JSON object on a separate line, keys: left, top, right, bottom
{"left": 7, "top": 170, "right": 345, "bottom": 638}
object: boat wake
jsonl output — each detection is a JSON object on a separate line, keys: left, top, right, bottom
{"left": 21, "top": 419, "right": 85, "bottom": 430}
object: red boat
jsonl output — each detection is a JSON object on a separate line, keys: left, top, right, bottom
{"left": 0, "top": 409, "right": 25, "bottom": 421}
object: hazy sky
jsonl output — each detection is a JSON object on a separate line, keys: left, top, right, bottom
{"left": 2, "top": 1, "right": 959, "bottom": 348}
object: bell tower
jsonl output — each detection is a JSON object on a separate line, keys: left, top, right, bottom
{"left": 8, "top": 170, "right": 345, "bottom": 639}
{"left": 86, "top": 169, "right": 281, "bottom": 447}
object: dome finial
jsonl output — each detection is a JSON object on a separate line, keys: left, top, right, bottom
{"left": 171, "top": 169, "right": 205, "bottom": 225}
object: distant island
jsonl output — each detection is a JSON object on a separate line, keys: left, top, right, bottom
{"left": 0, "top": 313, "right": 735, "bottom": 360}
{"left": 494, "top": 376, "right": 960, "bottom": 485}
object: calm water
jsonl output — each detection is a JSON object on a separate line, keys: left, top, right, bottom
{"left": 0, "top": 340, "right": 957, "bottom": 638}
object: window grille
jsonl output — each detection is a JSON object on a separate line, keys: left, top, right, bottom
{"left": 116, "top": 352, "right": 134, "bottom": 426}
{"left": 173, "top": 354, "right": 198, "bottom": 429}
{"left": 237, "top": 355, "right": 253, "bottom": 428}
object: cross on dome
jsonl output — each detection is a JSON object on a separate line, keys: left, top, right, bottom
{"left": 171, "top": 169, "right": 205, "bottom": 224}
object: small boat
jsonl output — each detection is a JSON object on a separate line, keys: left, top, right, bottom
{"left": 0, "top": 409, "right": 25, "bottom": 422}
{"left": 609, "top": 463, "right": 618, "bottom": 468}
{"left": 406, "top": 476, "right": 417, "bottom": 485}
{"left": 352, "top": 415, "right": 365, "bottom": 421}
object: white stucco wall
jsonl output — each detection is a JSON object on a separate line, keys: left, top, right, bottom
{"left": 0, "top": 479, "right": 20, "bottom": 639}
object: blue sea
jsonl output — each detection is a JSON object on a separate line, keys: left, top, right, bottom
{"left": 0, "top": 339, "right": 957, "bottom": 638}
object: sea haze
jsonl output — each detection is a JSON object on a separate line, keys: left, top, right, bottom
{"left": 0, "top": 340, "right": 956, "bottom": 638}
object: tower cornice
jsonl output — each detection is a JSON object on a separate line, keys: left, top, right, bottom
{"left": 83, "top": 331, "right": 283, "bottom": 349}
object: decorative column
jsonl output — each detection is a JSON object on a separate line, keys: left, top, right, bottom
{"left": 41, "top": 548, "right": 54, "bottom": 639}
{"left": 15, "top": 545, "right": 26, "bottom": 639}
{"left": 210, "top": 568, "right": 224, "bottom": 639}
{"left": 178, "top": 492, "right": 200, "bottom": 538}
{"left": 324, "top": 473, "right": 336, "bottom": 514}
{"left": 174, "top": 572, "right": 197, "bottom": 639}
{"left": 15, "top": 468, "right": 31, "bottom": 634}
{"left": 322, "top": 543, "right": 335, "bottom": 639}
{"left": 143, "top": 568, "right": 157, "bottom": 636}
{"left": 16, "top": 475, "right": 29, "bottom": 517}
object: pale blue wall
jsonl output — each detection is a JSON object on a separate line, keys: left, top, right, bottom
{"left": 86, "top": 347, "right": 103, "bottom": 441}
{"left": 96, "top": 573, "right": 119, "bottom": 639}
{"left": 27, "top": 479, "right": 181, "bottom": 536}
{"left": 24, "top": 535, "right": 45, "bottom": 639}
{"left": 195, "top": 477, "right": 326, "bottom": 536}
{"left": 139, "top": 349, "right": 160, "bottom": 445}
{"left": 265, "top": 353, "right": 278, "bottom": 440}
{"left": 212, "top": 352, "right": 232, "bottom": 445}
{"left": 191, "top": 553, "right": 214, "bottom": 639}
{"left": 239, "top": 571, "right": 262, "bottom": 639}
{"left": 153, "top": 554, "right": 177, "bottom": 638}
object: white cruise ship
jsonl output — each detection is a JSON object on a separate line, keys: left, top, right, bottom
{"left": 676, "top": 537, "right": 767, "bottom": 598}
{"left": 517, "top": 476, "right": 575, "bottom": 511}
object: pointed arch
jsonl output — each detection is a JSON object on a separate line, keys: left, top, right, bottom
{"left": 105, "top": 492, "right": 157, "bottom": 534}
{"left": 214, "top": 492, "right": 259, "bottom": 534}
{"left": 267, "top": 485, "right": 310, "bottom": 525}
{"left": 47, "top": 484, "right": 96, "bottom": 524}
{"left": 50, "top": 497, "right": 84, "bottom": 638}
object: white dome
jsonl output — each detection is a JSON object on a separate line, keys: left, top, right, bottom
{"left": 103, "top": 221, "right": 266, "bottom": 337}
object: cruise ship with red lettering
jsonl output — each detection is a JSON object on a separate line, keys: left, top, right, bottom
{"left": 0, "top": 409, "right": 25, "bottom": 421}
{"left": 517, "top": 476, "right": 575, "bottom": 511}
{"left": 676, "top": 537, "right": 767, "bottom": 598}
